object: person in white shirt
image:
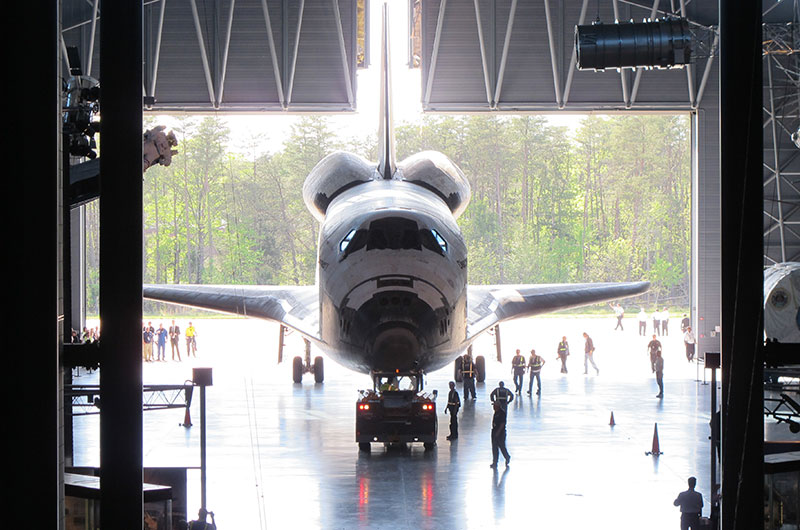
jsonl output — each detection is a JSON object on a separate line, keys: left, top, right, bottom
{"left": 661, "top": 308, "right": 670, "bottom": 336}
{"left": 683, "top": 326, "right": 696, "bottom": 362}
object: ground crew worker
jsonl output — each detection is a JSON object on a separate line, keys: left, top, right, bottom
{"left": 511, "top": 349, "right": 526, "bottom": 394}
{"left": 461, "top": 350, "right": 477, "bottom": 400}
{"left": 647, "top": 334, "right": 662, "bottom": 373}
{"left": 490, "top": 381, "right": 514, "bottom": 410}
{"left": 527, "top": 349, "right": 545, "bottom": 396}
{"left": 445, "top": 381, "right": 460, "bottom": 440}
{"left": 490, "top": 401, "right": 511, "bottom": 468}
{"left": 556, "top": 336, "right": 569, "bottom": 373}
{"left": 654, "top": 350, "right": 664, "bottom": 398}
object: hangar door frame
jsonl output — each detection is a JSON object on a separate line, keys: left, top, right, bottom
{"left": 416, "top": 0, "right": 721, "bottom": 357}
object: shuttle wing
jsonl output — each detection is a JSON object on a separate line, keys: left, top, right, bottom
{"left": 143, "top": 284, "right": 322, "bottom": 345}
{"left": 466, "top": 281, "right": 650, "bottom": 339}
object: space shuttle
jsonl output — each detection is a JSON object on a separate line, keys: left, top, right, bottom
{"left": 143, "top": 6, "right": 649, "bottom": 382}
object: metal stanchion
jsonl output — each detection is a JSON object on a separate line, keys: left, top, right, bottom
{"left": 192, "top": 368, "right": 213, "bottom": 517}
{"left": 705, "top": 352, "right": 720, "bottom": 529}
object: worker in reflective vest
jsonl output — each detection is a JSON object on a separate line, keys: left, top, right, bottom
{"left": 461, "top": 352, "right": 477, "bottom": 401}
{"left": 527, "top": 350, "right": 545, "bottom": 396}
{"left": 511, "top": 349, "right": 526, "bottom": 395}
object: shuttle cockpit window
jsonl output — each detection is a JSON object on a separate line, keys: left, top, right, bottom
{"left": 339, "top": 228, "right": 368, "bottom": 260}
{"left": 366, "top": 217, "right": 421, "bottom": 251}
{"left": 340, "top": 229, "right": 357, "bottom": 252}
{"left": 420, "top": 229, "right": 447, "bottom": 256}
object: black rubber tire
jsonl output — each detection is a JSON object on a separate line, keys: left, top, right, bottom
{"left": 314, "top": 356, "right": 324, "bottom": 383}
{"left": 475, "top": 355, "right": 486, "bottom": 383}
{"left": 454, "top": 355, "right": 463, "bottom": 382}
{"left": 423, "top": 442, "right": 435, "bottom": 451}
{"left": 359, "top": 442, "right": 371, "bottom": 452}
{"left": 292, "top": 356, "right": 303, "bottom": 383}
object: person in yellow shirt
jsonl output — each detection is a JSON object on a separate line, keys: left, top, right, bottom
{"left": 185, "top": 322, "right": 197, "bottom": 357}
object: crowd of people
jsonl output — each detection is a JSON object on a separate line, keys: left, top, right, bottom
{"left": 142, "top": 320, "right": 198, "bottom": 362}
{"left": 71, "top": 326, "right": 100, "bottom": 344}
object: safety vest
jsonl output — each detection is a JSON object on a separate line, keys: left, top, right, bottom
{"left": 512, "top": 355, "right": 526, "bottom": 368}
{"left": 529, "top": 356, "right": 544, "bottom": 372}
{"left": 558, "top": 342, "right": 568, "bottom": 355}
{"left": 462, "top": 358, "right": 476, "bottom": 378}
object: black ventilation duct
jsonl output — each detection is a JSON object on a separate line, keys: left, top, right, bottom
{"left": 575, "top": 17, "right": 691, "bottom": 71}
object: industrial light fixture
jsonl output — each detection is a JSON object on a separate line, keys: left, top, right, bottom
{"left": 575, "top": 16, "right": 691, "bottom": 71}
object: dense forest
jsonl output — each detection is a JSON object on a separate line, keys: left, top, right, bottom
{"left": 84, "top": 113, "right": 691, "bottom": 314}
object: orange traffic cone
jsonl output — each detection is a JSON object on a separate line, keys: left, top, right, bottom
{"left": 609, "top": 412, "right": 616, "bottom": 426}
{"left": 181, "top": 405, "right": 193, "bottom": 427}
{"left": 646, "top": 423, "right": 663, "bottom": 456}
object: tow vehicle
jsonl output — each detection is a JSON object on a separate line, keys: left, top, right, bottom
{"left": 356, "top": 370, "right": 438, "bottom": 451}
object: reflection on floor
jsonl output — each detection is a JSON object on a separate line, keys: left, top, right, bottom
{"left": 74, "top": 316, "right": 728, "bottom": 529}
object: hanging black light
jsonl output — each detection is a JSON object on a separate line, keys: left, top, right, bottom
{"left": 575, "top": 16, "right": 691, "bottom": 71}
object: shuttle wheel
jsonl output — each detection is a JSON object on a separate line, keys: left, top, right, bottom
{"left": 454, "top": 356, "right": 463, "bottom": 382}
{"left": 423, "top": 442, "right": 435, "bottom": 451}
{"left": 359, "top": 442, "right": 371, "bottom": 452}
{"left": 475, "top": 355, "right": 486, "bottom": 383}
{"left": 292, "top": 356, "right": 303, "bottom": 383}
{"left": 314, "top": 356, "right": 324, "bottom": 383}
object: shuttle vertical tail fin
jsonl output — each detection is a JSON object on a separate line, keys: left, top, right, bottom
{"left": 376, "top": 3, "right": 396, "bottom": 180}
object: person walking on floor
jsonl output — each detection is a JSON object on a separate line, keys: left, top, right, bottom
{"left": 683, "top": 326, "right": 696, "bottom": 362}
{"left": 638, "top": 308, "right": 648, "bottom": 336}
{"left": 655, "top": 350, "right": 664, "bottom": 398}
{"left": 169, "top": 320, "right": 181, "bottom": 361}
{"left": 661, "top": 308, "right": 670, "bottom": 336}
{"left": 653, "top": 310, "right": 661, "bottom": 336}
{"left": 511, "top": 349, "right": 526, "bottom": 395}
{"left": 611, "top": 303, "right": 625, "bottom": 331}
{"left": 556, "top": 336, "right": 569, "bottom": 373}
{"left": 527, "top": 349, "right": 545, "bottom": 396}
{"left": 156, "top": 323, "right": 168, "bottom": 362}
{"left": 445, "top": 381, "right": 460, "bottom": 440}
{"left": 583, "top": 332, "right": 599, "bottom": 375}
{"left": 647, "top": 334, "right": 662, "bottom": 373}
{"left": 186, "top": 322, "right": 198, "bottom": 357}
{"left": 673, "top": 476, "right": 703, "bottom": 529}
{"left": 489, "top": 401, "right": 511, "bottom": 469}
{"left": 461, "top": 350, "right": 477, "bottom": 400}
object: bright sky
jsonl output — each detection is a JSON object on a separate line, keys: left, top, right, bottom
{"left": 154, "top": 0, "right": 581, "bottom": 156}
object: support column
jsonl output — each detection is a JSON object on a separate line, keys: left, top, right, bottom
{"left": 17, "top": 0, "right": 61, "bottom": 525}
{"left": 99, "top": 0, "right": 144, "bottom": 525}
{"left": 719, "top": 1, "right": 764, "bottom": 528}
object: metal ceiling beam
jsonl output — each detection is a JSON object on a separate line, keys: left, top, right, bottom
{"left": 215, "top": 0, "right": 236, "bottom": 108}
{"left": 543, "top": 0, "right": 562, "bottom": 108}
{"left": 493, "top": 0, "right": 518, "bottom": 108}
{"left": 423, "top": 0, "right": 447, "bottom": 108}
{"left": 562, "top": 0, "right": 590, "bottom": 106}
{"left": 286, "top": 0, "right": 306, "bottom": 106}
{"left": 189, "top": 0, "right": 217, "bottom": 106}
{"left": 260, "top": 0, "right": 286, "bottom": 109}
{"left": 472, "top": 0, "right": 494, "bottom": 106}
{"left": 333, "top": 0, "right": 355, "bottom": 108}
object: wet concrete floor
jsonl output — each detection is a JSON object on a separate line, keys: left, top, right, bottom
{"left": 74, "top": 315, "right": 724, "bottom": 529}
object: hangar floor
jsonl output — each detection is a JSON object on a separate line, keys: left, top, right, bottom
{"left": 75, "top": 315, "right": 720, "bottom": 529}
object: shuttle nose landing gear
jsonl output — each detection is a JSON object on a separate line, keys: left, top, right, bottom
{"left": 289, "top": 337, "right": 324, "bottom": 383}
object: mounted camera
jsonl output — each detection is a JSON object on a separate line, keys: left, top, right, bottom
{"left": 62, "top": 46, "right": 101, "bottom": 159}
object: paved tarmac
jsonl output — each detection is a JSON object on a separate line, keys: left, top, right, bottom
{"left": 75, "top": 315, "right": 724, "bottom": 529}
